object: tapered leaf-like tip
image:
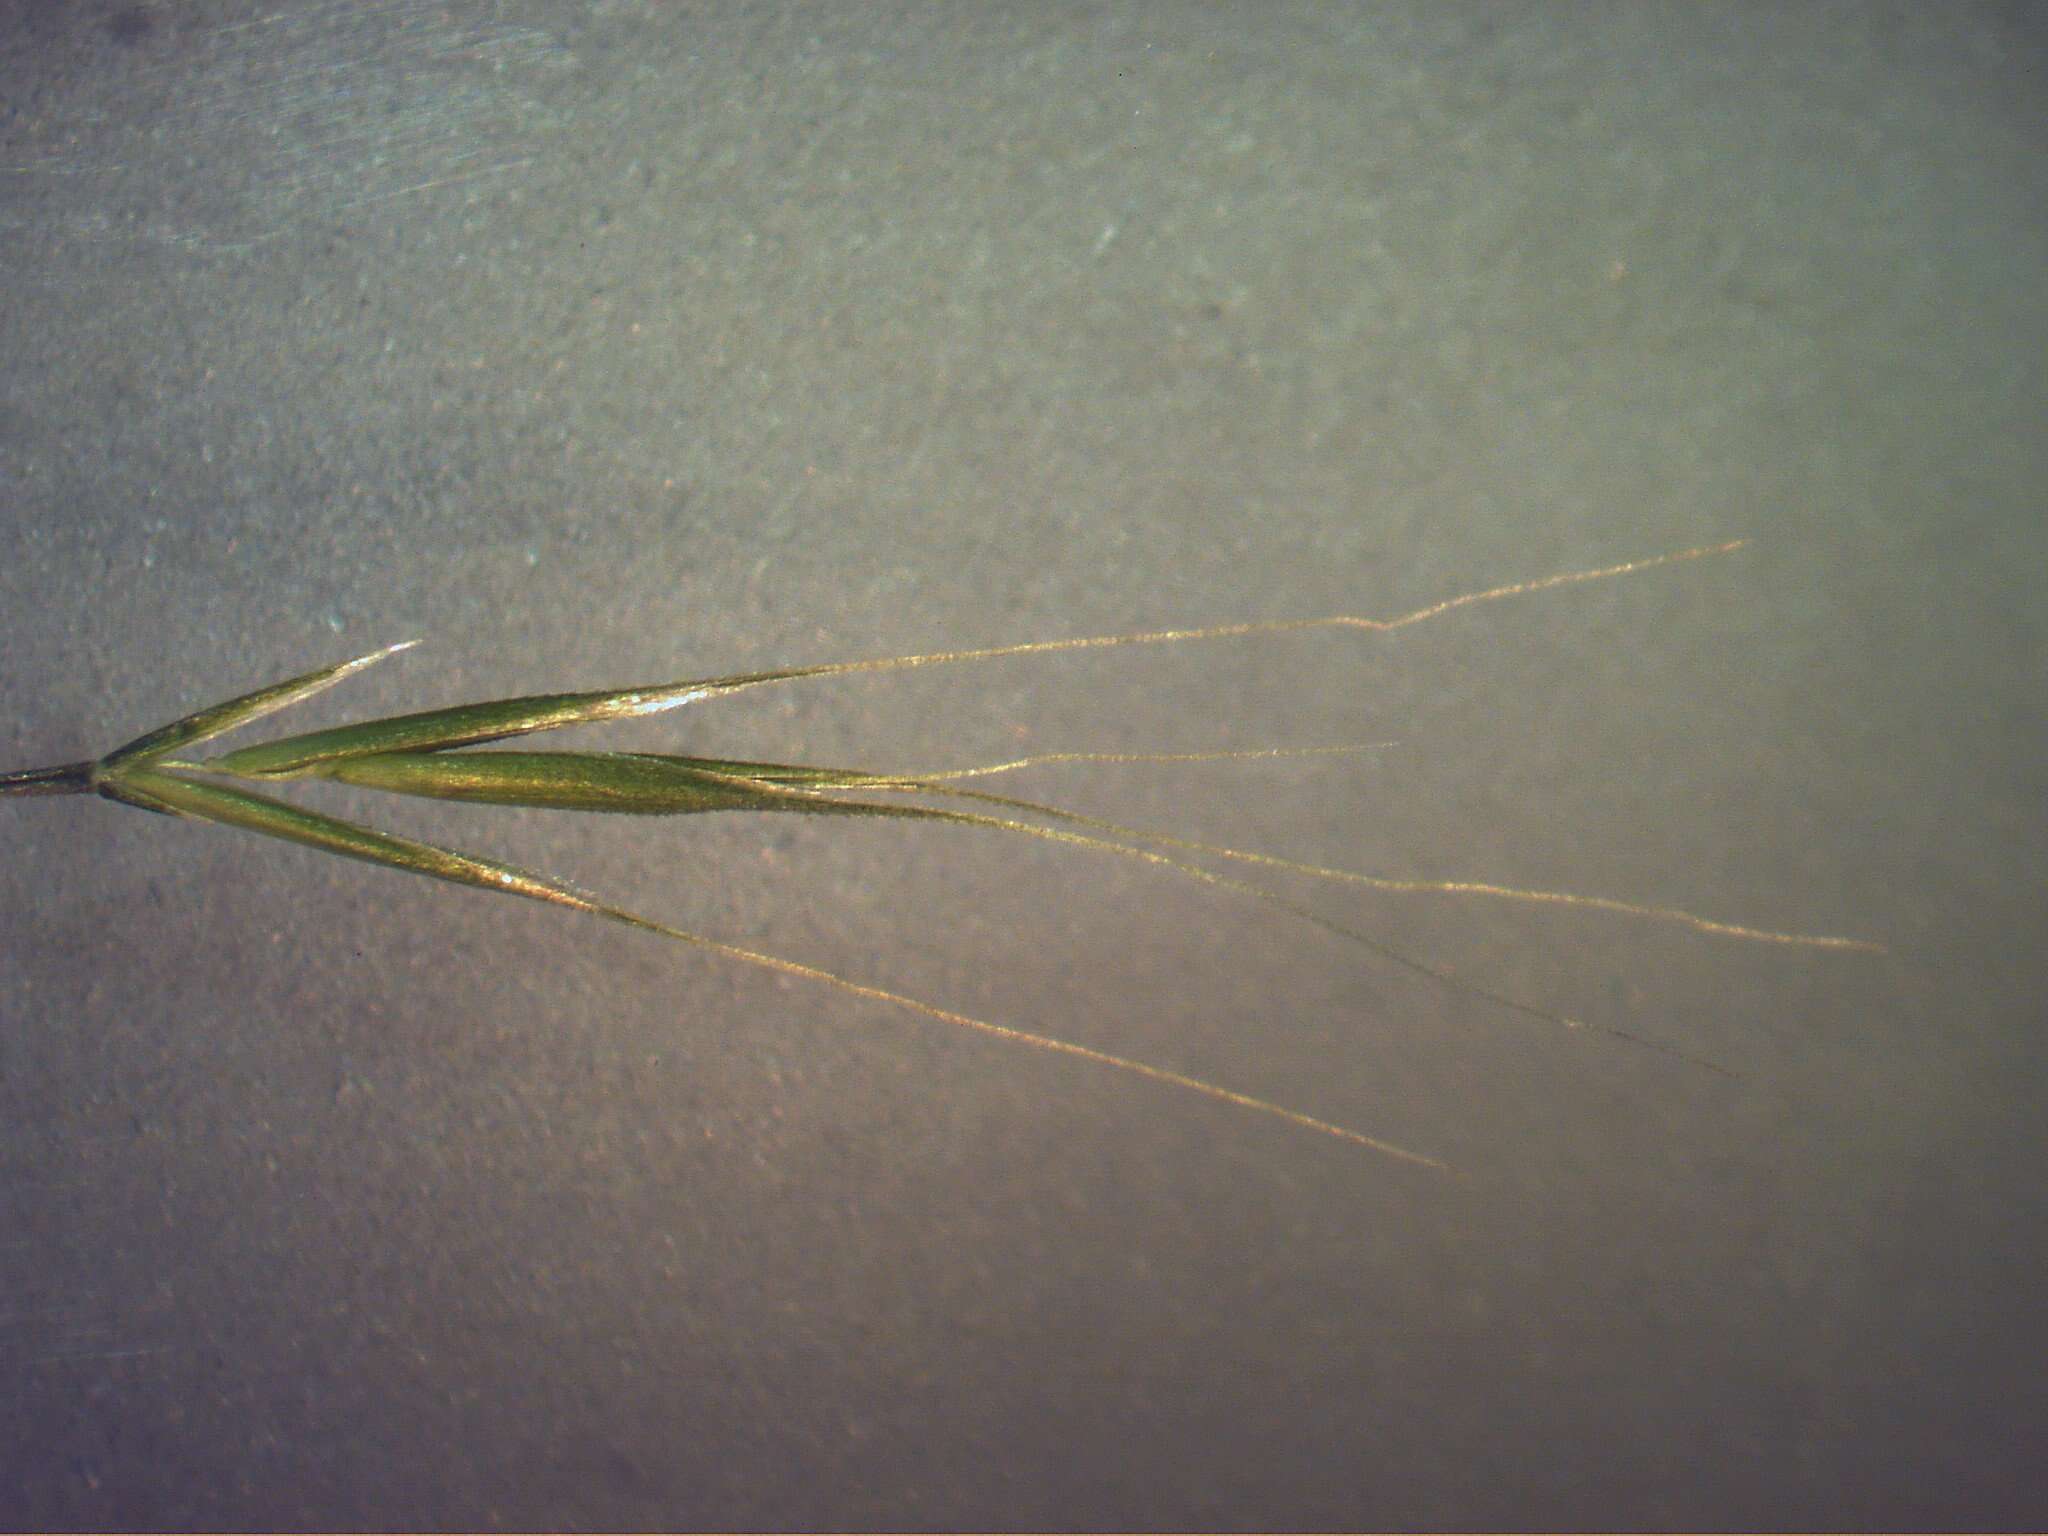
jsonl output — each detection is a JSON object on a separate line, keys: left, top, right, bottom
{"left": 97, "top": 638, "right": 424, "bottom": 776}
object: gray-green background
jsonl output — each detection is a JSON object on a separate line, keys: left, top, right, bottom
{"left": 2, "top": 2, "right": 2040, "bottom": 1528}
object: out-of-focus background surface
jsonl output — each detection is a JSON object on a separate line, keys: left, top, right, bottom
{"left": 1, "top": 3, "right": 2040, "bottom": 1528}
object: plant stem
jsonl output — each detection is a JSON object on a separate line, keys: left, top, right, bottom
{"left": 0, "top": 761, "right": 96, "bottom": 798}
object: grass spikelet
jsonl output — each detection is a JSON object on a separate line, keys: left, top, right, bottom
{"left": 1, "top": 540, "right": 1880, "bottom": 1171}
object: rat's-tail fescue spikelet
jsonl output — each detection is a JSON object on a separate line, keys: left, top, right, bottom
{"left": 1, "top": 540, "right": 1880, "bottom": 1171}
